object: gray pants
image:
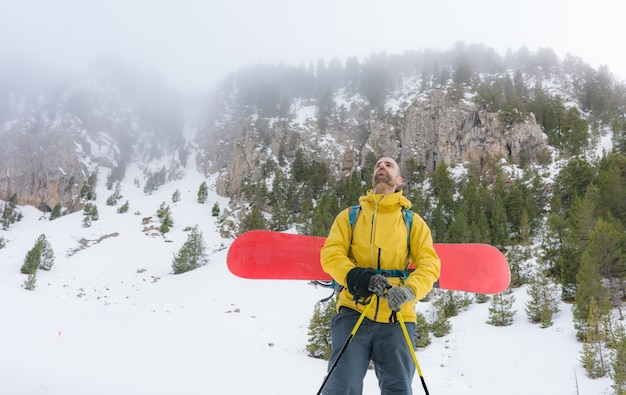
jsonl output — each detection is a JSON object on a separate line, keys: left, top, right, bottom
{"left": 322, "top": 307, "right": 416, "bottom": 395}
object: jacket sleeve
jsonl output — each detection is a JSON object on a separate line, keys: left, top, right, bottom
{"left": 404, "top": 213, "right": 441, "bottom": 300}
{"left": 320, "top": 209, "right": 356, "bottom": 287}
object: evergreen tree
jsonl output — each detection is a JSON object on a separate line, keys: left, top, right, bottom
{"left": 0, "top": 236, "right": 5, "bottom": 249}
{"left": 156, "top": 202, "right": 174, "bottom": 233}
{"left": 487, "top": 288, "right": 516, "bottom": 326}
{"left": 80, "top": 171, "right": 98, "bottom": 201}
{"left": 610, "top": 324, "right": 626, "bottom": 394}
{"left": 212, "top": 202, "right": 220, "bottom": 217}
{"left": 50, "top": 203, "right": 63, "bottom": 220}
{"left": 37, "top": 234, "right": 55, "bottom": 271}
{"left": 292, "top": 149, "right": 307, "bottom": 183}
{"left": 414, "top": 311, "right": 431, "bottom": 348}
{"left": 560, "top": 186, "right": 599, "bottom": 299}
{"left": 197, "top": 181, "right": 208, "bottom": 204}
{"left": 310, "top": 192, "right": 340, "bottom": 237}
{"left": 525, "top": 262, "right": 560, "bottom": 328}
{"left": 83, "top": 202, "right": 99, "bottom": 227}
{"left": 306, "top": 298, "right": 336, "bottom": 360}
{"left": 573, "top": 247, "right": 611, "bottom": 340}
{"left": 117, "top": 200, "right": 129, "bottom": 214}
{"left": 172, "top": 226, "right": 208, "bottom": 274}
{"left": 106, "top": 182, "right": 122, "bottom": 206}
{"left": 506, "top": 244, "right": 532, "bottom": 288}
{"left": 1, "top": 193, "right": 22, "bottom": 229}
{"left": 295, "top": 198, "right": 314, "bottom": 235}
{"left": 240, "top": 206, "right": 267, "bottom": 233}
{"left": 489, "top": 173, "right": 509, "bottom": 249}
{"left": 20, "top": 240, "right": 42, "bottom": 275}
{"left": 580, "top": 298, "right": 608, "bottom": 378}
{"left": 429, "top": 308, "right": 452, "bottom": 338}
{"left": 172, "top": 189, "right": 181, "bottom": 203}
{"left": 23, "top": 273, "right": 37, "bottom": 291}
{"left": 432, "top": 290, "right": 471, "bottom": 319}
{"left": 597, "top": 153, "right": 626, "bottom": 227}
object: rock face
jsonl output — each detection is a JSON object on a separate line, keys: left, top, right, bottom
{"left": 0, "top": 115, "right": 89, "bottom": 212}
{"left": 2, "top": 82, "right": 548, "bottom": 210}
{"left": 396, "top": 90, "right": 547, "bottom": 172}
{"left": 198, "top": 89, "right": 548, "bottom": 196}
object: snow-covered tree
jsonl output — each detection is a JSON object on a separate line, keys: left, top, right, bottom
{"left": 37, "top": 234, "right": 55, "bottom": 270}
{"left": 172, "top": 226, "right": 208, "bottom": 274}
{"left": 525, "top": 262, "right": 560, "bottom": 328}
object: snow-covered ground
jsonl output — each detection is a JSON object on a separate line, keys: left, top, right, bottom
{"left": 0, "top": 163, "right": 613, "bottom": 394}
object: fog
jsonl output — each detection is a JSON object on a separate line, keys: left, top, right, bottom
{"left": 3, "top": 0, "right": 626, "bottom": 94}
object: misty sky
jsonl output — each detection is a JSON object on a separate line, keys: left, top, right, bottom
{"left": 3, "top": 0, "right": 625, "bottom": 93}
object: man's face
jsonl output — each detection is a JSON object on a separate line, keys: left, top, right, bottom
{"left": 372, "top": 157, "right": 401, "bottom": 190}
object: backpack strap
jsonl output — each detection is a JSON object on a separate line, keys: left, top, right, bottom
{"left": 348, "top": 205, "right": 361, "bottom": 244}
{"left": 401, "top": 208, "right": 413, "bottom": 269}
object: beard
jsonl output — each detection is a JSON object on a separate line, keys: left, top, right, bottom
{"left": 373, "top": 172, "right": 394, "bottom": 188}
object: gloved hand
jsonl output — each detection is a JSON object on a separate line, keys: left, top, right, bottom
{"left": 368, "top": 274, "right": 390, "bottom": 297}
{"left": 346, "top": 267, "right": 376, "bottom": 298}
{"left": 386, "top": 286, "right": 415, "bottom": 311}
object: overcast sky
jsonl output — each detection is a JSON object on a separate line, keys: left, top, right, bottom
{"left": 3, "top": 0, "right": 625, "bottom": 93}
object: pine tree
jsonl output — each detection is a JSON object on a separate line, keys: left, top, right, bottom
{"left": 427, "top": 298, "right": 452, "bottom": 337}
{"left": 506, "top": 244, "right": 531, "bottom": 287}
{"left": 610, "top": 324, "right": 626, "bottom": 394}
{"left": 525, "top": 262, "right": 560, "bottom": 328}
{"left": 487, "top": 288, "right": 516, "bottom": 326}
{"left": 106, "top": 182, "right": 122, "bottom": 206}
{"left": 306, "top": 298, "right": 337, "bottom": 360}
{"left": 581, "top": 298, "right": 608, "bottom": 378}
{"left": 240, "top": 206, "right": 267, "bottom": 233}
{"left": 117, "top": 201, "right": 129, "bottom": 213}
{"left": 1, "top": 193, "right": 22, "bottom": 229}
{"left": 20, "top": 240, "right": 42, "bottom": 275}
{"left": 172, "top": 226, "right": 208, "bottom": 274}
{"left": 37, "top": 234, "right": 55, "bottom": 271}
{"left": 432, "top": 290, "right": 471, "bottom": 318}
{"left": 489, "top": 176, "right": 509, "bottom": 249}
{"left": 560, "top": 186, "right": 599, "bottom": 300}
{"left": 83, "top": 202, "right": 99, "bottom": 224}
{"left": 414, "top": 311, "right": 431, "bottom": 348}
{"left": 574, "top": 245, "right": 611, "bottom": 340}
{"left": 430, "top": 309, "right": 452, "bottom": 338}
{"left": 310, "top": 192, "right": 340, "bottom": 237}
{"left": 23, "top": 273, "right": 37, "bottom": 291}
{"left": 197, "top": 181, "right": 208, "bottom": 204}
{"left": 172, "top": 189, "right": 181, "bottom": 203}
{"left": 50, "top": 203, "right": 62, "bottom": 220}
{"left": 212, "top": 202, "right": 220, "bottom": 217}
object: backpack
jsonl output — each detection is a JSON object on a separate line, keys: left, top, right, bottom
{"left": 312, "top": 205, "right": 414, "bottom": 301}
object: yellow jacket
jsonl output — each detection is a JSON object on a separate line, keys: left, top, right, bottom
{"left": 320, "top": 189, "right": 441, "bottom": 323}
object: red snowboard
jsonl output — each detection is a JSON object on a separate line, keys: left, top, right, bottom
{"left": 227, "top": 230, "right": 510, "bottom": 294}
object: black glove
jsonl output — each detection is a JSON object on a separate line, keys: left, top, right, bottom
{"left": 346, "top": 267, "right": 376, "bottom": 298}
{"left": 368, "top": 274, "right": 391, "bottom": 297}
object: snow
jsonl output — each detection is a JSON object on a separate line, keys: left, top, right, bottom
{"left": 0, "top": 162, "right": 614, "bottom": 395}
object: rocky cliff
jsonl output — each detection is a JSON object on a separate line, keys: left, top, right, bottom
{"left": 197, "top": 88, "right": 548, "bottom": 196}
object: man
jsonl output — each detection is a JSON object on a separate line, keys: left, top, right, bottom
{"left": 320, "top": 156, "right": 441, "bottom": 394}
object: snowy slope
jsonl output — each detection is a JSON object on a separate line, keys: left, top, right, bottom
{"left": 0, "top": 162, "right": 613, "bottom": 394}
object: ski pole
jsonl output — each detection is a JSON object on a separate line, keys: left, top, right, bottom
{"left": 316, "top": 296, "right": 375, "bottom": 395}
{"left": 397, "top": 312, "right": 430, "bottom": 395}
